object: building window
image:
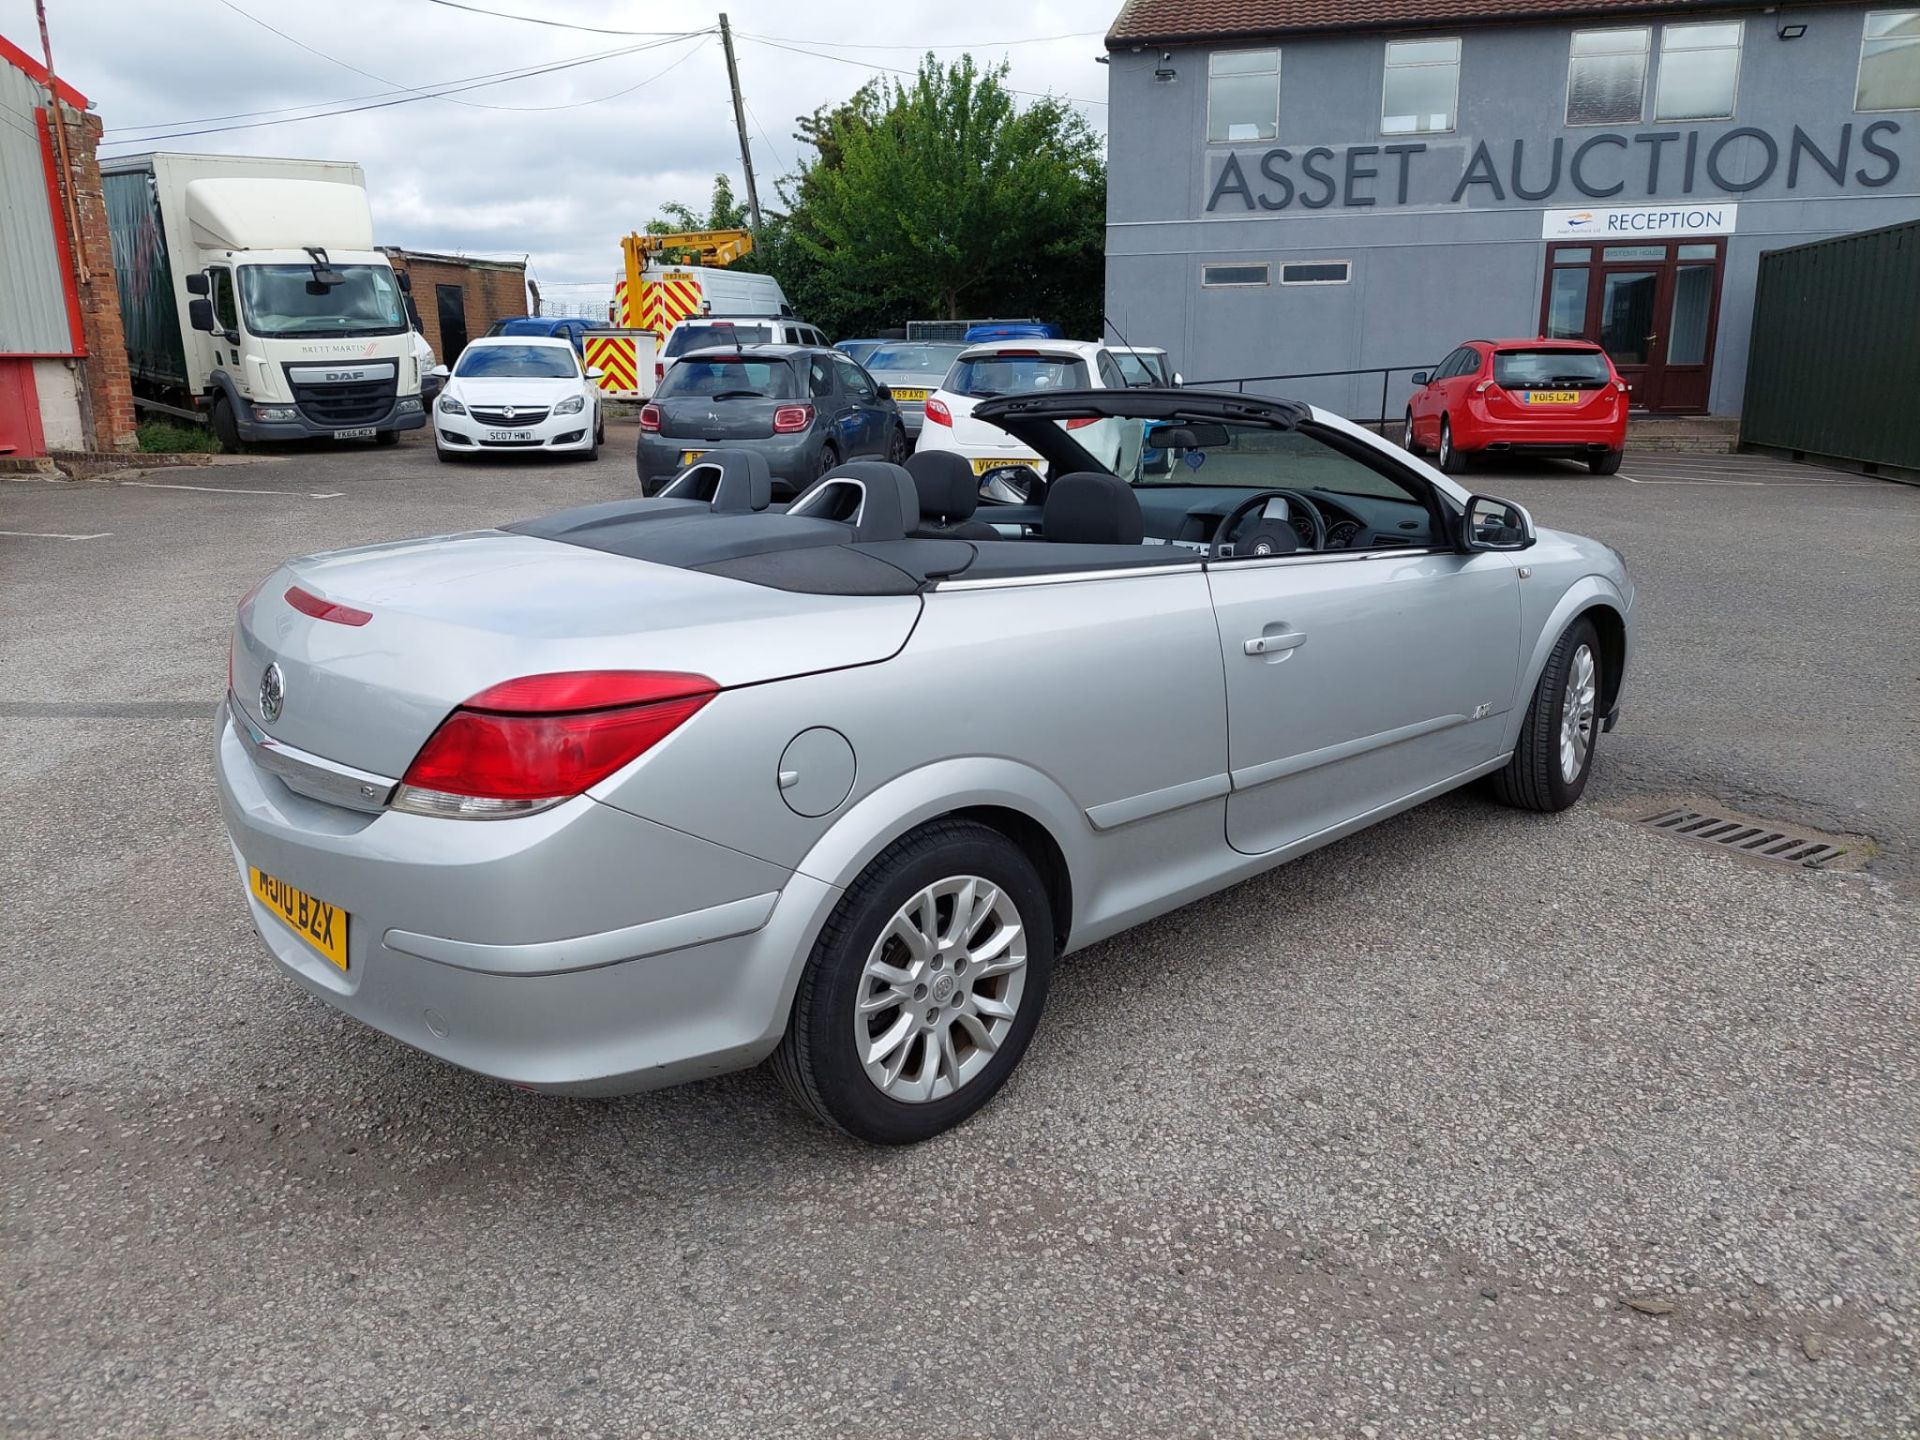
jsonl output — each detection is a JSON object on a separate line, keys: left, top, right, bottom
{"left": 1654, "top": 21, "right": 1743, "bottom": 121}
{"left": 1567, "top": 27, "right": 1650, "bottom": 125}
{"left": 1208, "top": 49, "right": 1280, "bottom": 143}
{"left": 1858, "top": 10, "right": 1920, "bottom": 110}
{"left": 1280, "top": 261, "right": 1351, "bottom": 285}
{"left": 1201, "top": 262, "right": 1270, "bottom": 287}
{"left": 1381, "top": 38, "right": 1460, "bottom": 134}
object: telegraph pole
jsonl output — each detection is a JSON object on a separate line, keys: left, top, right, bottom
{"left": 717, "top": 13, "right": 764, "bottom": 233}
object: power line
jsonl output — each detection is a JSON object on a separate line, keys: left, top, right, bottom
{"left": 734, "top": 34, "right": 1107, "bottom": 107}
{"left": 103, "top": 32, "right": 708, "bottom": 144}
{"left": 740, "top": 29, "right": 1104, "bottom": 51}
{"left": 421, "top": 0, "right": 689, "bottom": 37}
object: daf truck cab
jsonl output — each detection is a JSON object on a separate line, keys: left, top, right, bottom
{"left": 103, "top": 154, "right": 426, "bottom": 449}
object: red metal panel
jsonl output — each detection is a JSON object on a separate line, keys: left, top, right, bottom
{"left": 0, "top": 359, "right": 47, "bottom": 456}
{"left": 0, "top": 31, "right": 88, "bottom": 108}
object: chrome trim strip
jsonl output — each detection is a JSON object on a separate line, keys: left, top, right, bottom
{"left": 1230, "top": 712, "right": 1470, "bottom": 791}
{"left": 1085, "top": 772, "right": 1231, "bottom": 831}
{"left": 227, "top": 693, "right": 396, "bottom": 814}
{"left": 1212, "top": 546, "right": 1447, "bottom": 572}
{"left": 384, "top": 890, "right": 782, "bottom": 976}
{"left": 935, "top": 562, "right": 1205, "bottom": 590}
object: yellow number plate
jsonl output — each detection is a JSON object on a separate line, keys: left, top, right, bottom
{"left": 679, "top": 449, "right": 707, "bottom": 465}
{"left": 891, "top": 388, "right": 929, "bottom": 402}
{"left": 250, "top": 866, "right": 348, "bottom": 971}
{"left": 1524, "top": 390, "right": 1579, "bottom": 404}
{"left": 971, "top": 456, "right": 1042, "bottom": 475}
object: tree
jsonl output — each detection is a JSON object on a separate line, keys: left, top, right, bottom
{"left": 786, "top": 56, "right": 1106, "bottom": 336}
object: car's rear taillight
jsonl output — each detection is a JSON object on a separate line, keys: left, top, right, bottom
{"left": 772, "top": 403, "right": 815, "bottom": 434}
{"left": 1064, "top": 416, "right": 1099, "bottom": 430}
{"left": 1474, "top": 380, "right": 1495, "bottom": 395}
{"left": 655, "top": 362, "right": 665, "bottom": 382}
{"left": 924, "top": 397, "right": 952, "bottom": 426}
{"left": 392, "top": 670, "right": 718, "bottom": 819}
{"left": 639, "top": 404, "right": 661, "bottom": 432}
{"left": 285, "top": 585, "right": 372, "bottom": 627}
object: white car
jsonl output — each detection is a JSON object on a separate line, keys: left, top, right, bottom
{"left": 914, "top": 339, "right": 1146, "bottom": 488}
{"left": 1108, "top": 344, "right": 1181, "bottom": 388}
{"left": 655, "top": 316, "right": 827, "bottom": 387}
{"left": 434, "top": 337, "right": 604, "bottom": 462}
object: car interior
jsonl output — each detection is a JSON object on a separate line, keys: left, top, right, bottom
{"left": 514, "top": 392, "right": 1464, "bottom": 595}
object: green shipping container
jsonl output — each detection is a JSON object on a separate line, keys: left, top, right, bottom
{"left": 103, "top": 169, "right": 188, "bottom": 388}
{"left": 1740, "top": 220, "right": 1920, "bottom": 475}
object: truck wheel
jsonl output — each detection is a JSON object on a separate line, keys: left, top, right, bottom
{"left": 210, "top": 397, "right": 247, "bottom": 455}
{"left": 375, "top": 430, "right": 399, "bottom": 448}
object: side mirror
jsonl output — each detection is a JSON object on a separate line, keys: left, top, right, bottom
{"left": 430, "top": 364, "right": 450, "bottom": 379}
{"left": 1172, "top": 371, "right": 1184, "bottom": 386}
{"left": 1460, "top": 495, "right": 1536, "bottom": 552}
{"left": 395, "top": 271, "right": 412, "bottom": 293}
{"left": 1410, "top": 370, "right": 1430, "bottom": 386}
{"left": 584, "top": 366, "right": 604, "bottom": 380}
{"left": 185, "top": 272, "right": 210, "bottom": 297}
{"left": 875, "top": 383, "right": 892, "bottom": 401}
{"left": 187, "top": 297, "right": 215, "bottom": 333}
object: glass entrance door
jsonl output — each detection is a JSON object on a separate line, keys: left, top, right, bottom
{"left": 1540, "top": 239, "right": 1725, "bottom": 412}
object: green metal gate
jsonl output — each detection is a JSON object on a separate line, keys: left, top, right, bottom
{"left": 1741, "top": 220, "right": 1920, "bottom": 475}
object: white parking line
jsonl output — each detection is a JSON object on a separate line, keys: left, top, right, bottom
{"left": 114, "top": 479, "right": 343, "bottom": 499}
{"left": 0, "top": 529, "right": 112, "bottom": 540}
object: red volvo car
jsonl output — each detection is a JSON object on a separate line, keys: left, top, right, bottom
{"left": 1404, "top": 339, "right": 1629, "bottom": 475}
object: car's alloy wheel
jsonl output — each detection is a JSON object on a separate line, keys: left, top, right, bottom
{"left": 886, "top": 426, "right": 909, "bottom": 465}
{"left": 814, "top": 443, "right": 840, "bottom": 480}
{"left": 1403, "top": 408, "right": 1420, "bottom": 453}
{"left": 1559, "top": 642, "right": 1597, "bottom": 784}
{"left": 773, "top": 818, "right": 1055, "bottom": 1144}
{"left": 1438, "top": 418, "right": 1467, "bottom": 474}
{"left": 853, "top": 876, "right": 1028, "bottom": 1103}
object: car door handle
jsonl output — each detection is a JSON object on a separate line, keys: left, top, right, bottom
{"left": 1244, "top": 632, "right": 1307, "bottom": 656}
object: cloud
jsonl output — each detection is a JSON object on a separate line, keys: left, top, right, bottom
{"left": 7, "top": 0, "right": 1111, "bottom": 311}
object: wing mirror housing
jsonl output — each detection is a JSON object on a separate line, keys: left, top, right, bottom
{"left": 1410, "top": 370, "right": 1430, "bottom": 386}
{"left": 584, "top": 365, "right": 604, "bottom": 380}
{"left": 1460, "top": 495, "right": 1536, "bottom": 552}
{"left": 430, "top": 364, "right": 450, "bottom": 379}
{"left": 875, "top": 383, "right": 892, "bottom": 401}
{"left": 185, "top": 272, "right": 210, "bottom": 297}
{"left": 187, "top": 297, "right": 216, "bottom": 333}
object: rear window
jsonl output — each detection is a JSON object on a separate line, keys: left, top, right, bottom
{"left": 1113, "top": 351, "right": 1171, "bottom": 386}
{"left": 665, "top": 322, "right": 774, "bottom": 357}
{"left": 947, "top": 353, "right": 1089, "bottom": 398}
{"left": 454, "top": 344, "right": 578, "bottom": 378}
{"left": 1494, "top": 348, "right": 1612, "bottom": 389}
{"left": 655, "top": 356, "right": 800, "bottom": 400}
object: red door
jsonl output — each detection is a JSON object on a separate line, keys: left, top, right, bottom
{"left": 1541, "top": 240, "right": 1725, "bottom": 413}
{"left": 0, "top": 360, "right": 46, "bottom": 457}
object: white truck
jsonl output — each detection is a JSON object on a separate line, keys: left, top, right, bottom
{"left": 102, "top": 153, "right": 425, "bottom": 449}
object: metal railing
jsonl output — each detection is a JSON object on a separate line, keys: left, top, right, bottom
{"left": 1181, "top": 364, "right": 1436, "bottom": 425}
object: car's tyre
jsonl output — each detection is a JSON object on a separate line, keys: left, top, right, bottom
{"left": 1589, "top": 448, "right": 1624, "bottom": 475}
{"left": 210, "top": 396, "right": 247, "bottom": 455}
{"left": 595, "top": 414, "right": 606, "bottom": 447}
{"left": 1403, "top": 408, "right": 1423, "bottom": 454}
{"left": 1487, "top": 617, "right": 1602, "bottom": 813}
{"left": 1437, "top": 417, "right": 1468, "bottom": 474}
{"left": 812, "top": 442, "right": 841, "bottom": 480}
{"left": 435, "top": 442, "right": 460, "bottom": 463}
{"left": 885, "top": 425, "right": 910, "bottom": 466}
{"left": 374, "top": 429, "right": 400, "bottom": 448}
{"left": 772, "top": 819, "right": 1056, "bottom": 1145}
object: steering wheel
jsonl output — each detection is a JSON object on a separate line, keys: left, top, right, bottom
{"left": 1210, "top": 488, "right": 1328, "bottom": 558}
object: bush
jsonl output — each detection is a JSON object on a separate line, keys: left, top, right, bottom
{"left": 136, "top": 418, "right": 222, "bottom": 454}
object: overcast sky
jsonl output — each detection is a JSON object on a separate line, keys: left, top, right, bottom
{"left": 5, "top": 0, "right": 1114, "bottom": 314}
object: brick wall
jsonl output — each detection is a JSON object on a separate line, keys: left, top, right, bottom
{"left": 386, "top": 253, "right": 528, "bottom": 363}
{"left": 56, "top": 104, "right": 136, "bottom": 452}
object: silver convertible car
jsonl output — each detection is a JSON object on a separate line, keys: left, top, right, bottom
{"left": 217, "top": 389, "right": 1634, "bottom": 1144}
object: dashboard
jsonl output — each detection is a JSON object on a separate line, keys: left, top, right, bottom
{"left": 1130, "top": 485, "right": 1438, "bottom": 553}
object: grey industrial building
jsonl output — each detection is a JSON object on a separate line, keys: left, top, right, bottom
{"left": 1102, "top": 0, "right": 1920, "bottom": 416}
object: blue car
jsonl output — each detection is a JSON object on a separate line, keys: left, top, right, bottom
{"left": 962, "top": 321, "right": 1061, "bottom": 343}
{"left": 834, "top": 339, "right": 888, "bottom": 366}
{"left": 485, "top": 316, "right": 611, "bottom": 355}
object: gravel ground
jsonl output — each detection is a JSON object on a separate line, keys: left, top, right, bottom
{"left": 3, "top": 435, "right": 1915, "bottom": 1437}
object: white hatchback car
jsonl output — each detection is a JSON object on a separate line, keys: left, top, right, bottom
{"left": 914, "top": 339, "right": 1145, "bottom": 487}
{"left": 434, "top": 337, "right": 604, "bottom": 462}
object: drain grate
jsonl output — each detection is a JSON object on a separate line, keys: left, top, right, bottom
{"left": 1638, "top": 808, "right": 1849, "bottom": 867}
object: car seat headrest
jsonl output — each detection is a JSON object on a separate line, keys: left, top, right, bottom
{"left": 1043, "top": 472, "right": 1144, "bottom": 546}
{"left": 788, "top": 461, "right": 919, "bottom": 542}
{"left": 904, "top": 450, "right": 979, "bottom": 523}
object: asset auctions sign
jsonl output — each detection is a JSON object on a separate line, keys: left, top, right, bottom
{"left": 1541, "top": 203, "right": 1738, "bottom": 238}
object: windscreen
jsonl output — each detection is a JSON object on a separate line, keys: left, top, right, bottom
{"left": 867, "top": 343, "right": 965, "bottom": 376}
{"left": 237, "top": 264, "right": 406, "bottom": 338}
{"left": 948, "top": 353, "right": 1089, "bottom": 399}
{"left": 656, "top": 356, "right": 801, "bottom": 399}
{"left": 1113, "top": 351, "right": 1171, "bottom": 386}
{"left": 665, "top": 322, "right": 774, "bottom": 357}
{"left": 454, "top": 344, "right": 579, "bottom": 378}
{"left": 1494, "top": 348, "right": 1612, "bottom": 388}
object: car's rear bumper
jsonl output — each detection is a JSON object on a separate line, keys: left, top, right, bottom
{"left": 636, "top": 431, "right": 819, "bottom": 494}
{"left": 1456, "top": 400, "right": 1626, "bottom": 454}
{"left": 214, "top": 705, "right": 831, "bottom": 1095}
